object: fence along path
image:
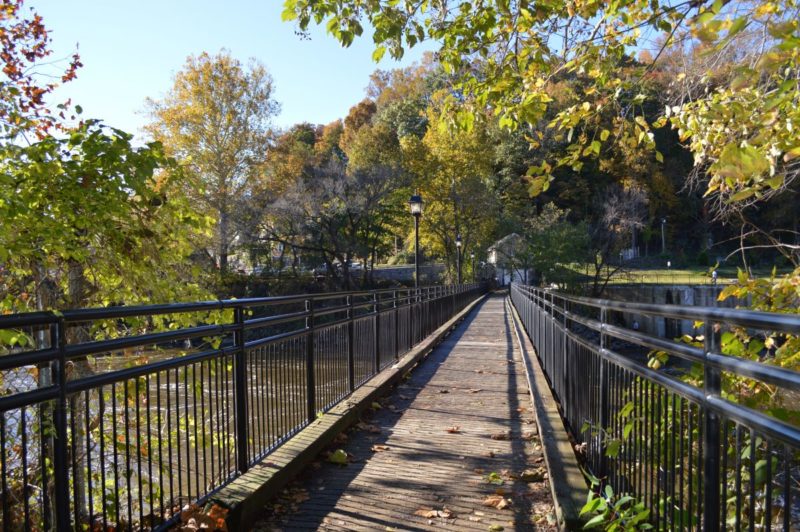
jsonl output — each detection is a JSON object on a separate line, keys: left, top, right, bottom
{"left": 0, "top": 284, "right": 483, "bottom": 531}
{"left": 254, "top": 294, "right": 555, "bottom": 531}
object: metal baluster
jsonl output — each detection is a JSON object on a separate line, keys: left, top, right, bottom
{"left": 703, "top": 319, "right": 722, "bottom": 531}
{"left": 305, "top": 299, "right": 316, "bottom": 423}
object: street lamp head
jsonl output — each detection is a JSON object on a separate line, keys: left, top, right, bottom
{"left": 470, "top": 251, "right": 475, "bottom": 259}
{"left": 455, "top": 234, "right": 462, "bottom": 248}
{"left": 661, "top": 218, "right": 666, "bottom": 224}
{"left": 409, "top": 193, "right": 423, "bottom": 216}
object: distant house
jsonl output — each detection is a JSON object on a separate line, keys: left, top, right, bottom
{"left": 487, "top": 233, "right": 533, "bottom": 285}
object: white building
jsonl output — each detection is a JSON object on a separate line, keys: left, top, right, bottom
{"left": 487, "top": 233, "right": 533, "bottom": 285}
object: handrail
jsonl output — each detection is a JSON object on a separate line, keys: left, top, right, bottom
{"left": 0, "top": 282, "right": 486, "bottom": 531}
{"left": 509, "top": 282, "right": 800, "bottom": 530}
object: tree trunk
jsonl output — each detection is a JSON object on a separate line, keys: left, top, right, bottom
{"left": 66, "top": 260, "right": 91, "bottom": 525}
{"left": 218, "top": 210, "right": 230, "bottom": 274}
{"left": 34, "top": 262, "right": 58, "bottom": 528}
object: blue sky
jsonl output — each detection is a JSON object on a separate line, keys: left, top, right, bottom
{"left": 33, "top": 0, "right": 435, "bottom": 138}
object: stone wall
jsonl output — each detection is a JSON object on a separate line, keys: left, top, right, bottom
{"left": 603, "top": 284, "right": 742, "bottom": 339}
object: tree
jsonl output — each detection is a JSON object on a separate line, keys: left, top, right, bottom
{"left": 146, "top": 51, "right": 279, "bottom": 274}
{"left": 1, "top": 121, "right": 213, "bottom": 311}
{"left": 1, "top": 6, "right": 220, "bottom": 527}
{"left": 266, "top": 160, "right": 405, "bottom": 289}
{"left": 283, "top": 1, "right": 799, "bottom": 260}
{"left": 402, "top": 96, "right": 499, "bottom": 280}
{"left": 525, "top": 203, "right": 589, "bottom": 286}
{"left": 0, "top": 0, "right": 81, "bottom": 138}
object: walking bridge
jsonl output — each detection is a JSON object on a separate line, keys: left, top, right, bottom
{"left": 0, "top": 284, "right": 798, "bottom": 530}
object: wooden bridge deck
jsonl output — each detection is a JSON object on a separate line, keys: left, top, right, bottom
{"left": 254, "top": 294, "right": 556, "bottom": 531}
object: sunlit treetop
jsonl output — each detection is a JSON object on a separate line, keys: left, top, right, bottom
{"left": 283, "top": 0, "right": 800, "bottom": 210}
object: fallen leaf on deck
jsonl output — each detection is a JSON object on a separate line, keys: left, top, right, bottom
{"left": 414, "top": 508, "right": 438, "bottom": 518}
{"left": 438, "top": 389, "right": 449, "bottom": 394}
{"left": 446, "top": 425, "right": 461, "bottom": 434}
{"left": 356, "top": 422, "right": 382, "bottom": 433}
{"left": 491, "top": 431, "right": 510, "bottom": 441}
{"left": 488, "top": 525, "right": 505, "bottom": 531}
{"left": 371, "top": 402, "right": 382, "bottom": 410}
{"left": 520, "top": 467, "right": 547, "bottom": 482}
{"left": 502, "top": 469, "right": 519, "bottom": 480}
{"left": 483, "top": 495, "right": 510, "bottom": 510}
{"left": 291, "top": 492, "right": 309, "bottom": 504}
{"left": 327, "top": 449, "right": 349, "bottom": 465}
{"left": 371, "top": 445, "right": 390, "bottom": 452}
{"left": 468, "top": 389, "right": 482, "bottom": 393}
{"left": 485, "top": 472, "right": 504, "bottom": 485}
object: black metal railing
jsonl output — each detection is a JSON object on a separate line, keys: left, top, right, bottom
{"left": 0, "top": 283, "right": 484, "bottom": 531}
{"left": 510, "top": 283, "right": 800, "bottom": 530}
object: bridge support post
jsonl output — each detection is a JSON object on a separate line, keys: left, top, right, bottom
{"left": 52, "top": 318, "right": 71, "bottom": 530}
{"left": 234, "top": 305, "right": 249, "bottom": 473}
{"left": 347, "top": 295, "right": 355, "bottom": 392}
{"left": 598, "top": 307, "right": 609, "bottom": 480}
{"left": 703, "top": 320, "right": 722, "bottom": 530}
{"left": 393, "top": 290, "right": 399, "bottom": 359}
{"left": 374, "top": 292, "right": 380, "bottom": 373}
{"left": 305, "top": 299, "right": 316, "bottom": 423}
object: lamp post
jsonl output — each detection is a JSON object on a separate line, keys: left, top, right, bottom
{"left": 455, "top": 234, "right": 462, "bottom": 284}
{"left": 661, "top": 217, "right": 667, "bottom": 254}
{"left": 409, "top": 192, "right": 423, "bottom": 288}
{"left": 470, "top": 251, "right": 475, "bottom": 283}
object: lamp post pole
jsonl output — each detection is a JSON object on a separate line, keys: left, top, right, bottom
{"left": 409, "top": 192, "right": 423, "bottom": 288}
{"left": 471, "top": 252, "right": 475, "bottom": 283}
{"left": 661, "top": 218, "right": 666, "bottom": 254}
{"left": 414, "top": 215, "right": 420, "bottom": 288}
{"left": 455, "top": 234, "right": 462, "bottom": 284}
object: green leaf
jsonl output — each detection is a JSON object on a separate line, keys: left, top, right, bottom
{"left": 613, "top": 495, "right": 633, "bottom": 509}
{"left": 583, "top": 514, "right": 607, "bottom": 529}
{"left": 281, "top": 5, "right": 298, "bottom": 22}
{"left": 729, "top": 188, "right": 756, "bottom": 202}
{"left": 618, "top": 401, "right": 634, "bottom": 419}
{"left": 696, "top": 12, "right": 716, "bottom": 26}
{"left": 727, "top": 17, "right": 748, "bottom": 38}
{"left": 372, "top": 46, "right": 387, "bottom": 62}
{"left": 580, "top": 496, "right": 603, "bottom": 516}
{"left": 622, "top": 422, "right": 634, "bottom": 441}
{"left": 606, "top": 440, "right": 621, "bottom": 458}
{"left": 328, "top": 449, "right": 348, "bottom": 465}
{"left": 714, "top": 144, "right": 770, "bottom": 182}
